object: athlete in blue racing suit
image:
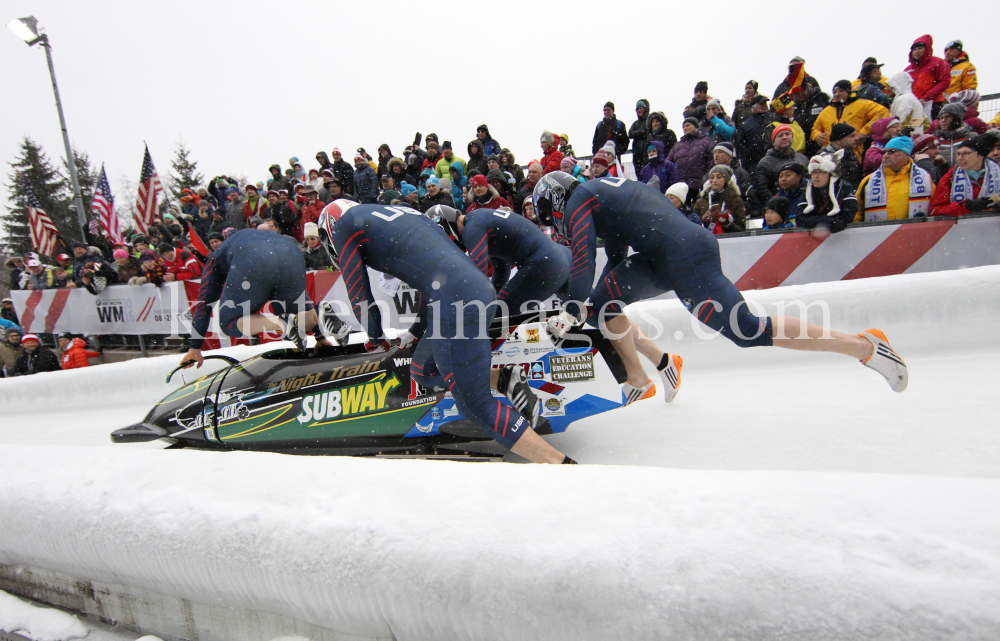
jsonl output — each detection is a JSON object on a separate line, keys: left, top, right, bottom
{"left": 324, "top": 200, "right": 573, "bottom": 463}
{"left": 181, "top": 223, "right": 328, "bottom": 368}
{"left": 532, "top": 172, "right": 910, "bottom": 401}
{"left": 428, "top": 204, "right": 570, "bottom": 315}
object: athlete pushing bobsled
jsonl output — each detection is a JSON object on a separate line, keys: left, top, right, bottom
{"left": 321, "top": 200, "right": 576, "bottom": 465}
{"left": 532, "top": 172, "right": 908, "bottom": 403}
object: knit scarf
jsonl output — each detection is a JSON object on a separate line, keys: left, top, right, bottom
{"left": 803, "top": 178, "right": 842, "bottom": 217}
{"left": 950, "top": 161, "right": 1000, "bottom": 204}
{"left": 864, "top": 163, "right": 933, "bottom": 221}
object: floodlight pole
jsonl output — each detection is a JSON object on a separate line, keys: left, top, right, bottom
{"left": 26, "top": 31, "right": 89, "bottom": 242}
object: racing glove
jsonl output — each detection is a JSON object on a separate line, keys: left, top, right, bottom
{"left": 546, "top": 310, "right": 585, "bottom": 340}
{"left": 397, "top": 331, "right": 419, "bottom": 351}
{"left": 365, "top": 340, "right": 391, "bottom": 353}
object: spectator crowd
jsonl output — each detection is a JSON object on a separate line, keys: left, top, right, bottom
{"left": 4, "top": 34, "right": 1000, "bottom": 376}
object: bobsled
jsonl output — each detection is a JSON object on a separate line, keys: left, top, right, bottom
{"left": 111, "top": 313, "right": 628, "bottom": 458}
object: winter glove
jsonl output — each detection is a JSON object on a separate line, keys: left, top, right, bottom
{"left": 964, "top": 197, "right": 993, "bottom": 213}
{"left": 716, "top": 211, "right": 733, "bottom": 227}
{"left": 546, "top": 310, "right": 585, "bottom": 340}
{"left": 397, "top": 331, "right": 419, "bottom": 351}
{"left": 365, "top": 340, "right": 391, "bottom": 353}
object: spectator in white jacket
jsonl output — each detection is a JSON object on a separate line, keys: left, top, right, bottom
{"left": 886, "top": 72, "right": 927, "bottom": 131}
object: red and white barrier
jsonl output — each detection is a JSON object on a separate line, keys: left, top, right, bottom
{"left": 12, "top": 216, "right": 999, "bottom": 336}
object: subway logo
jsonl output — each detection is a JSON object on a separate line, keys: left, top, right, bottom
{"left": 296, "top": 374, "right": 401, "bottom": 424}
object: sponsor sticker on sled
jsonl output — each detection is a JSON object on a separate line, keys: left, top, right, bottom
{"left": 549, "top": 353, "right": 595, "bottom": 382}
{"left": 543, "top": 397, "right": 565, "bottom": 416}
{"left": 526, "top": 328, "right": 539, "bottom": 343}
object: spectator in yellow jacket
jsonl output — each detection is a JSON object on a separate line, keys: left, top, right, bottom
{"left": 943, "top": 40, "right": 977, "bottom": 98}
{"left": 812, "top": 80, "right": 890, "bottom": 162}
{"left": 855, "top": 137, "right": 934, "bottom": 222}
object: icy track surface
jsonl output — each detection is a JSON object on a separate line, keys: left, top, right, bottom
{"left": 1, "top": 267, "right": 999, "bottom": 641}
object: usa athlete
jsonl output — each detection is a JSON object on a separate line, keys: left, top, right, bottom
{"left": 532, "top": 172, "right": 908, "bottom": 403}
{"left": 322, "top": 200, "right": 575, "bottom": 464}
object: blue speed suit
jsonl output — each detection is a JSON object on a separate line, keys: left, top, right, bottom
{"left": 461, "top": 208, "right": 570, "bottom": 315}
{"left": 329, "top": 204, "right": 531, "bottom": 450}
{"left": 558, "top": 177, "right": 772, "bottom": 348}
{"left": 190, "top": 229, "right": 312, "bottom": 349}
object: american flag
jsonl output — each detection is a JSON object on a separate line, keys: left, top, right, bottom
{"left": 91, "top": 164, "right": 123, "bottom": 244}
{"left": 25, "top": 183, "right": 61, "bottom": 256}
{"left": 134, "top": 145, "right": 164, "bottom": 235}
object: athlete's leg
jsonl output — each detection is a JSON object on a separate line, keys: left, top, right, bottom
{"left": 631, "top": 322, "right": 665, "bottom": 365}
{"left": 771, "top": 316, "right": 872, "bottom": 359}
{"left": 499, "top": 245, "right": 571, "bottom": 314}
{"left": 235, "top": 314, "right": 286, "bottom": 335}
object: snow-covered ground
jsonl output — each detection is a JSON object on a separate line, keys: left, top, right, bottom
{"left": 1, "top": 267, "right": 999, "bottom": 641}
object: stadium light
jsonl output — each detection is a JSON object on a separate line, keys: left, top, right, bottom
{"left": 7, "top": 15, "right": 88, "bottom": 241}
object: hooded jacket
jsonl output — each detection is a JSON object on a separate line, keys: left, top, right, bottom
{"left": 855, "top": 78, "right": 893, "bottom": 109}
{"left": 387, "top": 157, "right": 414, "bottom": 191}
{"left": 946, "top": 51, "right": 977, "bottom": 96}
{"left": 353, "top": 162, "right": 379, "bottom": 204}
{"left": 1, "top": 334, "right": 23, "bottom": 373}
{"left": 693, "top": 181, "right": 747, "bottom": 233}
{"left": 112, "top": 256, "right": 143, "bottom": 283}
{"left": 301, "top": 242, "right": 335, "bottom": 270}
{"left": 812, "top": 94, "right": 890, "bottom": 161}
{"left": 466, "top": 141, "right": 490, "bottom": 177}
{"left": 331, "top": 157, "right": 356, "bottom": 196}
{"left": 499, "top": 150, "right": 526, "bottom": 191}
{"left": 863, "top": 117, "right": 900, "bottom": 175}
{"left": 466, "top": 185, "right": 511, "bottom": 212}
{"left": 795, "top": 176, "right": 858, "bottom": 233}
{"left": 61, "top": 337, "right": 99, "bottom": 370}
{"left": 6, "top": 257, "right": 25, "bottom": 291}
{"left": 699, "top": 110, "right": 736, "bottom": 144}
{"left": 667, "top": 130, "right": 714, "bottom": 193}
{"left": 476, "top": 126, "right": 501, "bottom": 156}
{"left": 646, "top": 112, "right": 678, "bottom": 158}
{"left": 486, "top": 168, "right": 516, "bottom": 206}
{"left": 267, "top": 165, "right": 290, "bottom": 192}
{"left": 629, "top": 100, "right": 651, "bottom": 173}
{"left": 539, "top": 144, "right": 564, "bottom": 175}
{"left": 905, "top": 35, "right": 951, "bottom": 103}
{"left": 638, "top": 141, "right": 679, "bottom": 194}
{"left": 885, "top": 72, "right": 927, "bottom": 130}
{"left": 377, "top": 144, "right": 393, "bottom": 180}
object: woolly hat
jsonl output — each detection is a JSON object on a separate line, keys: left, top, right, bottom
{"left": 208, "top": 232, "right": 224, "bottom": 242}
{"left": 140, "top": 250, "right": 158, "bottom": 263}
{"left": 830, "top": 123, "right": 856, "bottom": 142}
{"left": 425, "top": 176, "right": 440, "bottom": 187}
{"left": 746, "top": 80, "right": 759, "bottom": 90}
{"left": 771, "top": 124, "right": 793, "bottom": 142}
{"left": 765, "top": 196, "right": 791, "bottom": 221}
{"left": 157, "top": 243, "right": 175, "bottom": 255}
{"left": 665, "top": 182, "right": 689, "bottom": 203}
{"left": 601, "top": 140, "right": 617, "bottom": 158}
{"left": 682, "top": 117, "right": 699, "bottom": 129}
{"left": 714, "top": 142, "right": 736, "bottom": 158}
{"left": 21, "top": 333, "right": 39, "bottom": 345}
{"left": 401, "top": 182, "right": 416, "bottom": 197}
{"left": 591, "top": 155, "right": 610, "bottom": 169}
{"left": 438, "top": 177, "right": 453, "bottom": 192}
{"left": 958, "top": 135, "right": 993, "bottom": 158}
{"left": 803, "top": 149, "right": 845, "bottom": 217}
{"left": 833, "top": 79, "right": 853, "bottom": 94}
{"left": 72, "top": 241, "right": 87, "bottom": 250}
{"left": 113, "top": 249, "right": 128, "bottom": 260}
{"left": 604, "top": 101, "right": 615, "bottom": 111}
{"left": 911, "top": 134, "right": 940, "bottom": 155}
{"left": 303, "top": 222, "right": 319, "bottom": 238}
{"left": 949, "top": 90, "right": 980, "bottom": 109}
{"left": 883, "top": 136, "right": 914, "bottom": 155}
{"left": 708, "top": 164, "right": 734, "bottom": 184}
{"left": 706, "top": 98, "right": 722, "bottom": 111}
{"left": 695, "top": 81, "right": 708, "bottom": 93}
{"left": 636, "top": 99, "right": 649, "bottom": 111}
{"left": 940, "top": 102, "right": 967, "bottom": 120}
{"left": 560, "top": 157, "right": 578, "bottom": 169}
{"left": 249, "top": 216, "right": 264, "bottom": 227}
{"left": 470, "top": 174, "right": 488, "bottom": 187}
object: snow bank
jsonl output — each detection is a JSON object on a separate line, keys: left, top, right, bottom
{"left": 0, "top": 449, "right": 998, "bottom": 641}
{"left": 0, "top": 589, "right": 87, "bottom": 640}
{"left": 1, "top": 267, "right": 999, "bottom": 640}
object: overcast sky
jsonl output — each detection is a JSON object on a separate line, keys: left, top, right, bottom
{"left": 2, "top": 0, "right": 996, "bottom": 230}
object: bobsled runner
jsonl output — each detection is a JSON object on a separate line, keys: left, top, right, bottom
{"left": 111, "top": 312, "right": 628, "bottom": 458}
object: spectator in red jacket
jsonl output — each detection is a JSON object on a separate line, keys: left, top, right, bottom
{"left": 539, "top": 131, "right": 565, "bottom": 175}
{"left": 466, "top": 174, "right": 511, "bottom": 212}
{"left": 929, "top": 135, "right": 1000, "bottom": 216}
{"left": 300, "top": 188, "right": 325, "bottom": 228}
{"left": 158, "top": 244, "right": 202, "bottom": 282}
{"left": 58, "top": 333, "right": 100, "bottom": 370}
{"left": 905, "top": 35, "right": 951, "bottom": 120}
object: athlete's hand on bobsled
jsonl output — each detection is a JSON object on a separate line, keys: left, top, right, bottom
{"left": 397, "top": 331, "right": 419, "bottom": 350}
{"left": 365, "top": 340, "right": 391, "bottom": 353}
{"left": 547, "top": 311, "right": 584, "bottom": 340}
{"left": 180, "top": 349, "right": 204, "bottom": 369}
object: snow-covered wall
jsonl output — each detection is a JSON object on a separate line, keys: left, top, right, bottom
{"left": 1, "top": 268, "right": 999, "bottom": 641}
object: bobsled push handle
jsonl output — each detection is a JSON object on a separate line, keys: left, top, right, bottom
{"left": 165, "top": 355, "right": 241, "bottom": 383}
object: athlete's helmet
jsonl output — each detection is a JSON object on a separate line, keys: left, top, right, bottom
{"left": 317, "top": 199, "right": 359, "bottom": 259}
{"left": 424, "top": 204, "right": 464, "bottom": 250}
{"left": 532, "top": 171, "right": 578, "bottom": 232}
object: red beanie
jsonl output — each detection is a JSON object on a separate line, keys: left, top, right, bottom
{"left": 592, "top": 155, "right": 610, "bottom": 169}
{"left": 771, "top": 124, "right": 793, "bottom": 143}
{"left": 470, "top": 174, "right": 488, "bottom": 187}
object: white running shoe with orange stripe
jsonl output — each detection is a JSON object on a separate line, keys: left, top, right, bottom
{"left": 657, "top": 354, "right": 684, "bottom": 403}
{"left": 622, "top": 380, "right": 657, "bottom": 406}
{"left": 859, "top": 329, "right": 908, "bottom": 392}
